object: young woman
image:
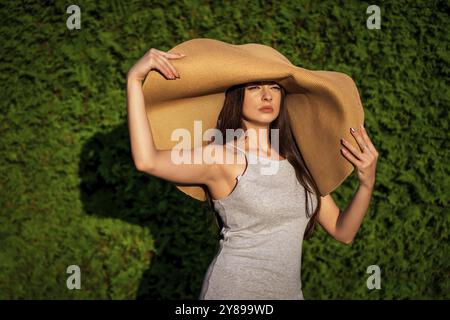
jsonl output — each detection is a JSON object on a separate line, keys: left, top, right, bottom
{"left": 127, "top": 47, "right": 379, "bottom": 300}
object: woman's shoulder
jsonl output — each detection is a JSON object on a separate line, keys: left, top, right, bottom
{"left": 203, "top": 142, "right": 238, "bottom": 163}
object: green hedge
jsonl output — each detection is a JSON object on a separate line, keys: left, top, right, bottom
{"left": 0, "top": 0, "right": 448, "bottom": 299}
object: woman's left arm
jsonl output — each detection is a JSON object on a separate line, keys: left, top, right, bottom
{"left": 336, "top": 124, "right": 379, "bottom": 243}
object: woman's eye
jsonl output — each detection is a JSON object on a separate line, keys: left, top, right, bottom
{"left": 247, "top": 85, "right": 280, "bottom": 90}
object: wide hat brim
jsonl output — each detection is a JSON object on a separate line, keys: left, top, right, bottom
{"left": 142, "top": 38, "right": 364, "bottom": 201}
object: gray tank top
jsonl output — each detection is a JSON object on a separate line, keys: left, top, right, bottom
{"left": 199, "top": 142, "right": 318, "bottom": 300}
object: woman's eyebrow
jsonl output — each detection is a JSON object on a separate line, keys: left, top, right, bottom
{"left": 248, "top": 82, "right": 279, "bottom": 86}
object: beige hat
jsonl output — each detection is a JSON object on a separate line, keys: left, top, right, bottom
{"left": 142, "top": 38, "right": 365, "bottom": 201}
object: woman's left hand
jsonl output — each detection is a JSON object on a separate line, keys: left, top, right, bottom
{"left": 340, "top": 124, "right": 379, "bottom": 190}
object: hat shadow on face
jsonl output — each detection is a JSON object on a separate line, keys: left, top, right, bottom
{"left": 79, "top": 124, "right": 217, "bottom": 299}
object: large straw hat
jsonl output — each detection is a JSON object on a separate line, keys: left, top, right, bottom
{"left": 142, "top": 38, "right": 364, "bottom": 201}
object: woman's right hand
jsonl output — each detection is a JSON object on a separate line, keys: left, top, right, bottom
{"left": 127, "top": 48, "right": 186, "bottom": 81}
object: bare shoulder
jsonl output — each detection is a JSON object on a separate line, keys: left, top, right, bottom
{"left": 202, "top": 143, "right": 231, "bottom": 179}
{"left": 203, "top": 142, "right": 246, "bottom": 182}
{"left": 204, "top": 142, "right": 249, "bottom": 200}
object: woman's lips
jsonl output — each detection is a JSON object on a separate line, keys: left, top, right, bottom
{"left": 259, "top": 107, "right": 273, "bottom": 113}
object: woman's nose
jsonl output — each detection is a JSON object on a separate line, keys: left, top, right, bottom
{"left": 261, "top": 86, "right": 272, "bottom": 99}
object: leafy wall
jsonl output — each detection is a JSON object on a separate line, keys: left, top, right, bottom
{"left": 0, "top": 0, "right": 448, "bottom": 299}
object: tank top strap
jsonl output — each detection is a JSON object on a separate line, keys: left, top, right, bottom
{"left": 224, "top": 142, "right": 251, "bottom": 182}
{"left": 224, "top": 141, "right": 247, "bottom": 155}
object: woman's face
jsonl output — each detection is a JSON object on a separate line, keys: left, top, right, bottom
{"left": 242, "top": 81, "right": 282, "bottom": 125}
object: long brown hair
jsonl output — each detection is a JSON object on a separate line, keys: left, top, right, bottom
{"left": 203, "top": 80, "right": 322, "bottom": 240}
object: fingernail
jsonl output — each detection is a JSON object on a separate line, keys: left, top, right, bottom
{"left": 350, "top": 127, "right": 355, "bottom": 133}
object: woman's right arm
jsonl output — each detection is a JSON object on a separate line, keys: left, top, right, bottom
{"left": 126, "top": 48, "right": 222, "bottom": 186}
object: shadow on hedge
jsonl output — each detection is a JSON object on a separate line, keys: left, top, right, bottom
{"left": 79, "top": 124, "right": 218, "bottom": 299}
